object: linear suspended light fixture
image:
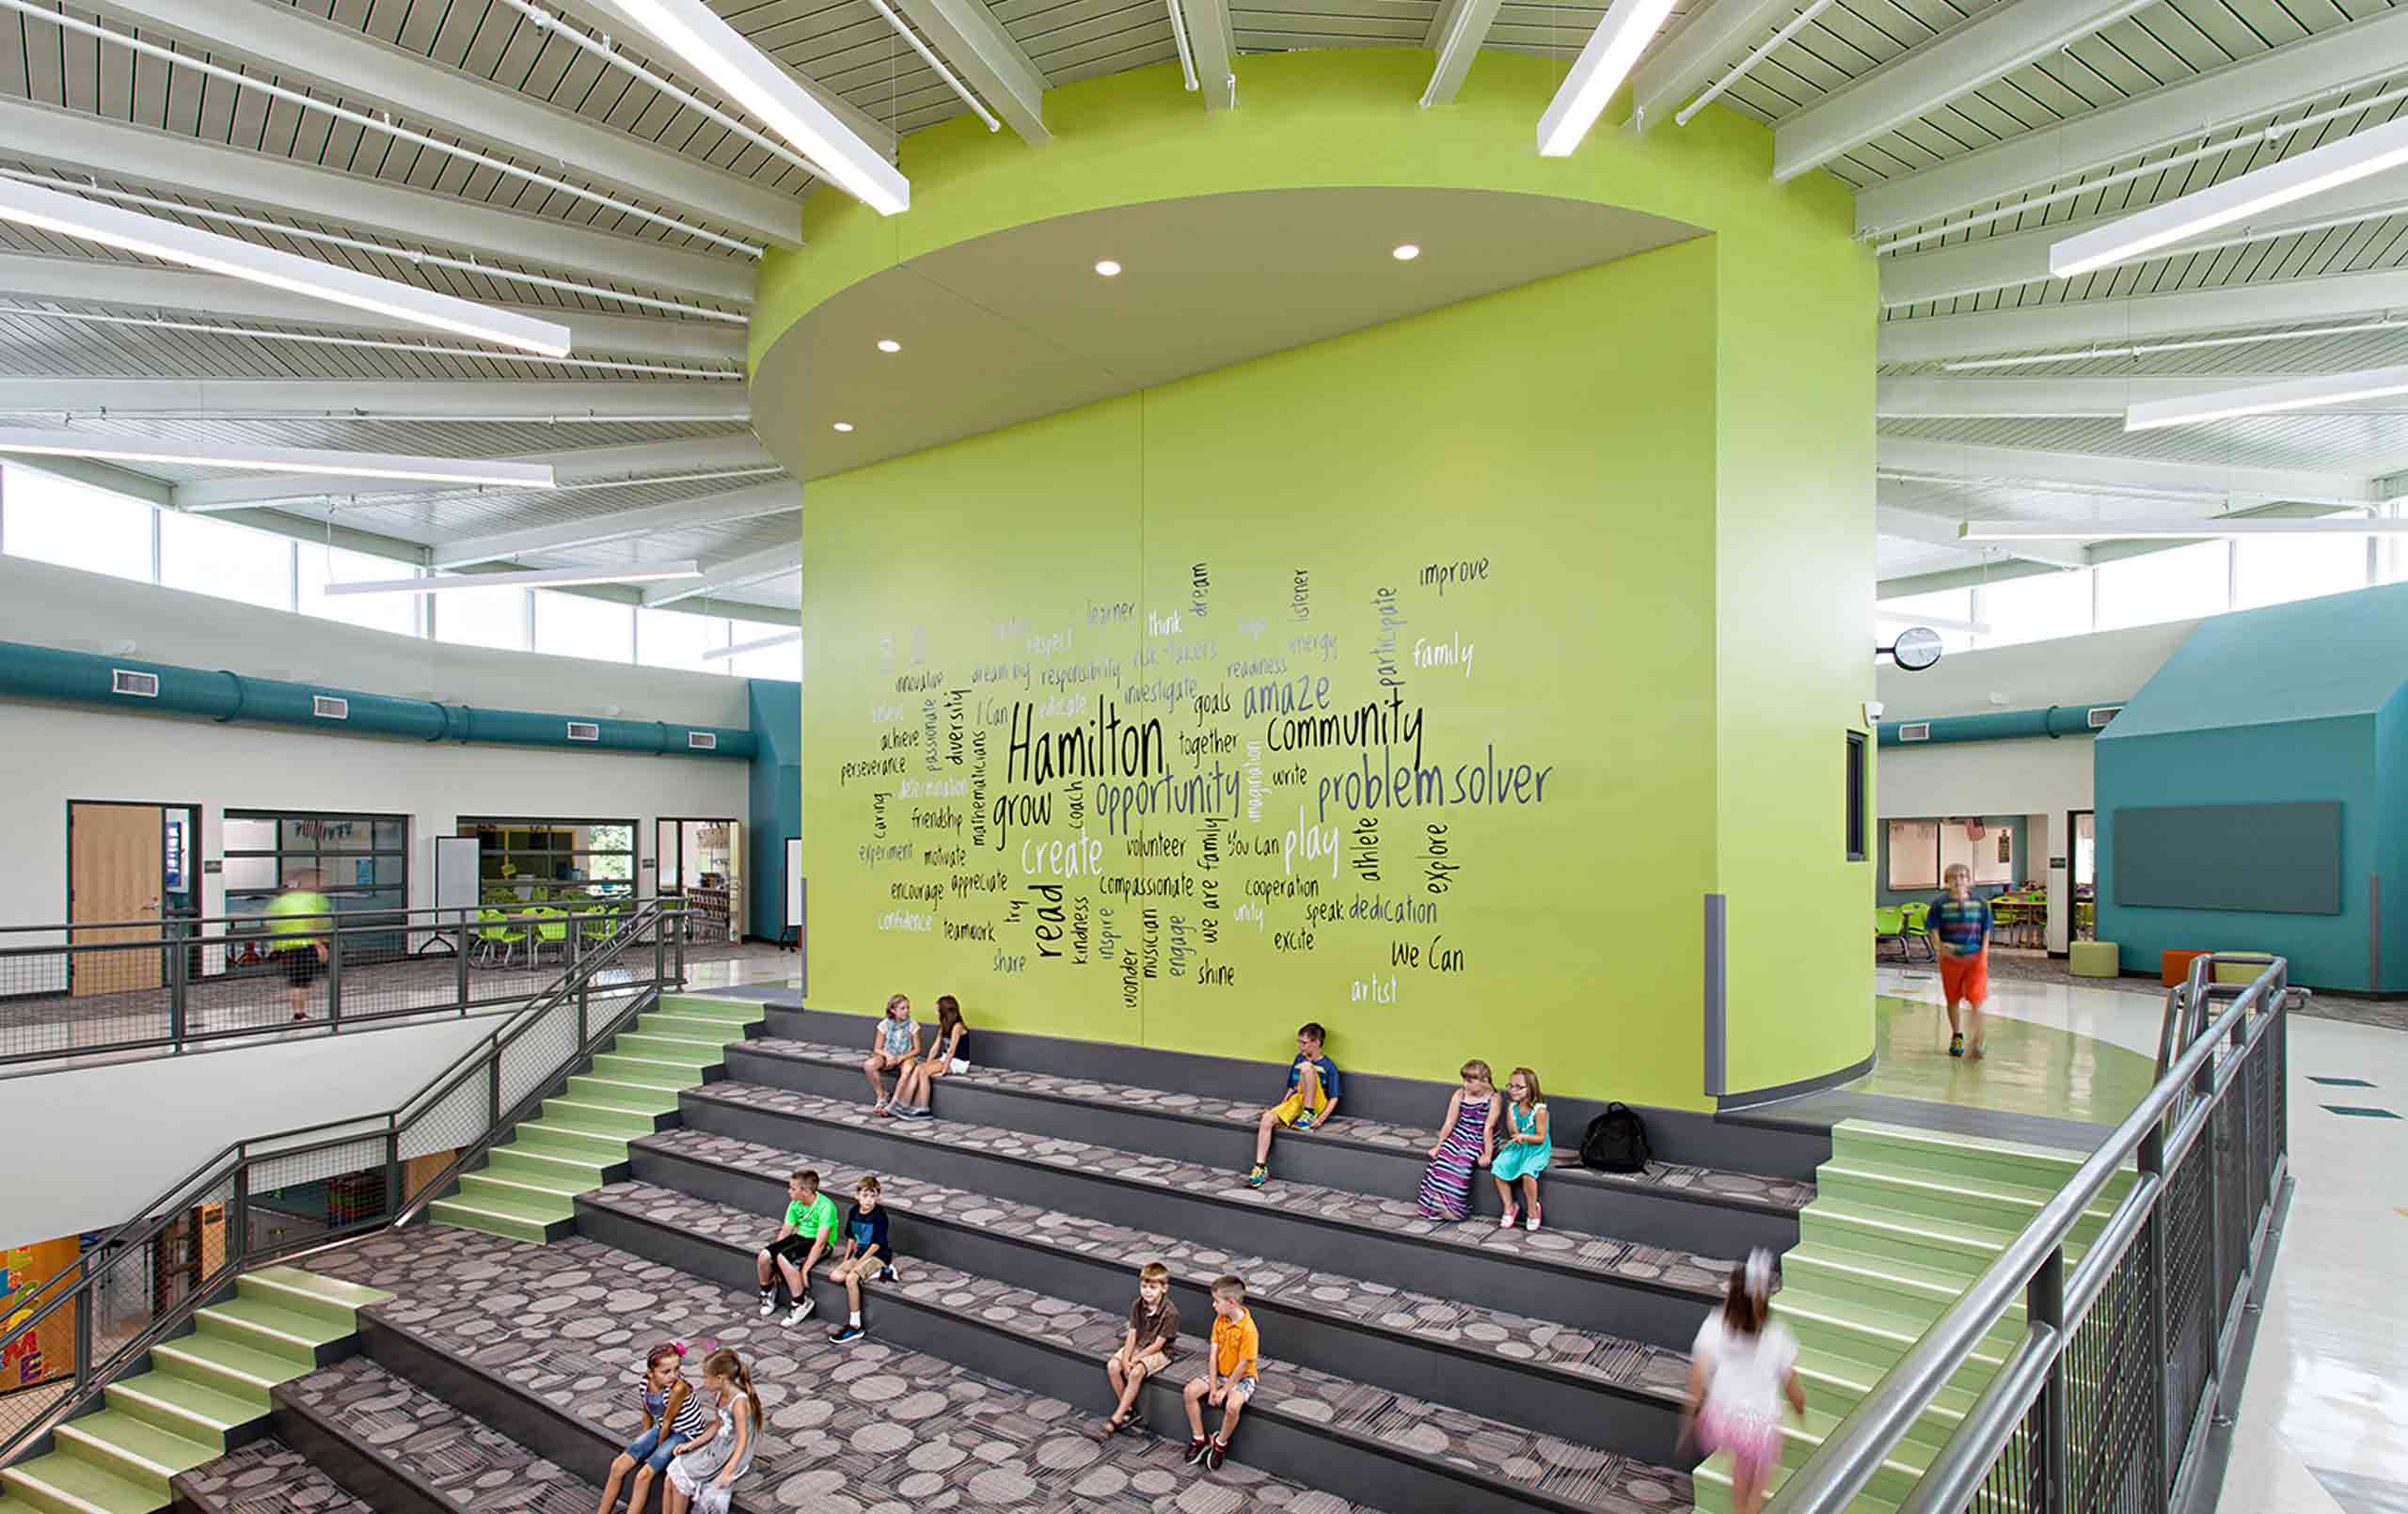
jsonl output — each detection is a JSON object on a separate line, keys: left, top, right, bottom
{"left": 325, "top": 561, "right": 703, "bottom": 596}
{"left": 2125, "top": 363, "right": 2408, "bottom": 432}
{"left": 2052, "top": 115, "right": 2408, "bottom": 277}
{"left": 1940, "top": 316, "right": 2408, "bottom": 372}
{"left": 705, "top": 629, "right": 803, "bottom": 659}
{"left": 1536, "top": 0, "right": 1681, "bottom": 156}
{"left": 0, "top": 429, "right": 557, "bottom": 489}
{"left": 0, "top": 178, "right": 574, "bottom": 357}
{"left": 1959, "top": 518, "right": 2408, "bottom": 541}
{"left": 608, "top": 0, "right": 911, "bottom": 215}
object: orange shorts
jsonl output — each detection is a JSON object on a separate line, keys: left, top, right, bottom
{"left": 1939, "top": 950, "right": 1988, "bottom": 1006}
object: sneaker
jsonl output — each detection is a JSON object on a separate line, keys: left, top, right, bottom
{"left": 879, "top": 1264, "right": 899, "bottom": 1283}
{"left": 900, "top": 1105, "right": 934, "bottom": 1120}
{"left": 785, "top": 1297, "right": 816, "bottom": 1325}
{"left": 1949, "top": 1033, "right": 1966, "bottom": 1058}
{"left": 1205, "top": 1439, "right": 1228, "bottom": 1472}
{"left": 1244, "top": 1164, "right": 1268, "bottom": 1188}
{"left": 1184, "top": 1438, "right": 1210, "bottom": 1466}
{"left": 757, "top": 1289, "right": 776, "bottom": 1317}
{"left": 828, "top": 1324, "right": 865, "bottom": 1344}
{"left": 1526, "top": 1206, "right": 1543, "bottom": 1234}
{"left": 1497, "top": 1208, "right": 1517, "bottom": 1230}
{"left": 873, "top": 1100, "right": 895, "bottom": 1117}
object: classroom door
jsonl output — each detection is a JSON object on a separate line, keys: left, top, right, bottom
{"left": 69, "top": 802, "right": 164, "bottom": 997}
{"left": 656, "top": 820, "right": 682, "bottom": 897}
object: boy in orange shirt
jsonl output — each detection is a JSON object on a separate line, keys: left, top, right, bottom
{"left": 1182, "top": 1275, "right": 1258, "bottom": 1473}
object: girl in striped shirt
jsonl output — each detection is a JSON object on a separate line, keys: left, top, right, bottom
{"left": 598, "top": 1342, "right": 715, "bottom": 1514}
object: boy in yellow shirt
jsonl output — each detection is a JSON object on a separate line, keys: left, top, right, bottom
{"left": 1182, "top": 1275, "right": 1258, "bottom": 1473}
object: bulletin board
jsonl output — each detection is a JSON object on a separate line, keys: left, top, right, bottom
{"left": 1887, "top": 821, "right": 1940, "bottom": 891}
{"left": 0, "top": 1236, "right": 78, "bottom": 1395}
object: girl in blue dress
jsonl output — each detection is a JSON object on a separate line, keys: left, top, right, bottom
{"left": 1489, "top": 1066, "right": 1551, "bottom": 1233}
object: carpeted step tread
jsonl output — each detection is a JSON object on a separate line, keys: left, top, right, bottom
{"left": 277, "top": 1354, "right": 599, "bottom": 1513}
{"left": 172, "top": 1437, "right": 373, "bottom": 1514}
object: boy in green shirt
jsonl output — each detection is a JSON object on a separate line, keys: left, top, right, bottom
{"left": 265, "top": 875, "right": 333, "bottom": 1022}
{"left": 755, "top": 1167, "right": 838, "bottom": 1326}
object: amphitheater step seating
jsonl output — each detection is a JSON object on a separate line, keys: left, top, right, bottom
{"left": 172, "top": 1438, "right": 372, "bottom": 1514}
{"left": 1689, "top": 1120, "right": 2132, "bottom": 1514}
{"left": 0, "top": 1268, "right": 388, "bottom": 1514}
{"left": 678, "top": 1077, "right": 1735, "bottom": 1351}
{"left": 428, "top": 991, "right": 762, "bottom": 1244}
{"left": 624, "top": 1122, "right": 1692, "bottom": 1459}
{"left": 578, "top": 1180, "right": 1688, "bottom": 1514}
{"left": 731, "top": 1026, "right": 1813, "bottom": 1258}
{"left": 269, "top": 1355, "right": 600, "bottom": 1514}
{"left": 293, "top": 1226, "right": 1400, "bottom": 1514}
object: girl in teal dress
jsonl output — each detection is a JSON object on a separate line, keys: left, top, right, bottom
{"left": 1489, "top": 1066, "right": 1551, "bottom": 1234}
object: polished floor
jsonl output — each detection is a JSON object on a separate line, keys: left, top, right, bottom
{"left": 1873, "top": 966, "right": 2408, "bottom": 1514}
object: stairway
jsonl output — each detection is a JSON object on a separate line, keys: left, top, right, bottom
{"left": 1691, "top": 1120, "right": 2134, "bottom": 1514}
{"left": 0, "top": 1268, "right": 388, "bottom": 1514}
{"left": 427, "top": 992, "right": 762, "bottom": 1244}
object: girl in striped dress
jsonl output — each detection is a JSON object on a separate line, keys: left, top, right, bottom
{"left": 1417, "top": 1060, "right": 1498, "bottom": 1221}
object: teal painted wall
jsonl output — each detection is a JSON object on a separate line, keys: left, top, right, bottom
{"left": 747, "top": 679, "right": 801, "bottom": 944}
{"left": 1875, "top": 815, "right": 2026, "bottom": 907}
{"left": 2096, "top": 717, "right": 2376, "bottom": 990}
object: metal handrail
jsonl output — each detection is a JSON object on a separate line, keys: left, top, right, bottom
{"left": 1766, "top": 954, "right": 2289, "bottom": 1513}
{"left": 4, "top": 895, "right": 650, "bottom": 937}
{"left": 0, "top": 899, "right": 688, "bottom": 1443}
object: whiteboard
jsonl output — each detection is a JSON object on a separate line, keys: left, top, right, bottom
{"left": 435, "top": 836, "right": 483, "bottom": 916}
{"left": 1886, "top": 821, "right": 1939, "bottom": 891}
{"left": 1939, "top": 821, "right": 2016, "bottom": 886}
{"left": 784, "top": 837, "right": 803, "bottom": 929}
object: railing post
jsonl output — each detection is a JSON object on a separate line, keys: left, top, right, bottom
{"left": 489, "top": 1049, "right": 503, "bottom": 1136}
{"left": 2140, "top": 1119, "right": 2171, "bottom": 1504}
{"left": 325, "top": 924, "right": 343, "bottom": 1027}
{"left": 2029, "top": 1244, "right": 2067, "bottom": 1514}
{"left": 71, "top": 1254, "right": 93, "bottom": 1395}
{"left": 455, "top": 914, "right": 470, "bottom": 1012}
{"left": 654, "top": 908, "right": 667, "bottom": 987}
{"left": 385, "top": 1129, "right": 402, "bottom": 1222}
{"left": 230, "top": 1163, "right": 250, "bottom": 1270}
{"left": 167, "top": 917, "right": 188, "bottom": 1052}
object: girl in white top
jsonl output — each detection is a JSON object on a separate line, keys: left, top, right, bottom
{"left": 664, "top": 1348, "right": 760, "bottom": 1514}
{"left": 1683, "top": 1250, "right": 1804, "bottom": 1514}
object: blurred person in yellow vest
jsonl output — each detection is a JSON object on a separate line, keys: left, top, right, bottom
{"left": 266, "top": 873, "right": 333, "bottom": 1022}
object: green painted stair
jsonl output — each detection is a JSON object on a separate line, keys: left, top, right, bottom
{"left": 1688, "top": 1121, "right": 2134, "bottom": 1514}
{"left": 0, "top": 1268, "right": 388, "bottom": 1514}
{"left": 428, "top": 991, "right": 761, "bottom": 1244}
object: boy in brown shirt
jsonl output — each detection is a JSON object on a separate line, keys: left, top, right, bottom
{"left": 1099, "top": 1261, "right": 1180, "bottom": 1437}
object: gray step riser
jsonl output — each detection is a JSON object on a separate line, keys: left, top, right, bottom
{"left": 681, "top": 1093, "right": 1714, "bottom": 1352}
{"left": 270, "top": 1389, "right": 454, "bottom": 1514}
{"left": 760, "top": 1005, "right": 1829, "bottom": 1182}
{"left": 723, "top": 1045, "right": 1798, "bottom": 1260}
{"left": 629, "top": 1143, "right": 1684, "bottom": 1465}
{"left": 578, "top": 1202, "right": 1616, "bottom": 1514}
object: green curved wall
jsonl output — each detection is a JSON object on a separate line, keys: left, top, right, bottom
{"left": 755, "top": 50, "right": 1877, "bottom": 1110}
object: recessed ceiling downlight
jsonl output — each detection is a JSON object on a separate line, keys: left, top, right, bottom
{"left": 1392, "top": 244, "right": 1421, "bottom": 260}
{"left": 877, "top": 339, "right": 901, "bottom": 353}
{"left": 832, "top": 421, "right": 854, "bottom": 433}
{"left": 1094, "top": 259, "right": 1122, "bottom": 276}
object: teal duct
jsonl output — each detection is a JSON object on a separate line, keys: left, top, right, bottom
{"left": 1877, "top": 703, "right": 2120, "bottom": 748}
{"left": 0, "top": 639, "right": 756, "bottom": 759}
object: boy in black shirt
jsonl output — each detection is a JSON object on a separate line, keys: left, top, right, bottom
{"left": 826, "top": 1175, "right": 895, "bottom": 1344}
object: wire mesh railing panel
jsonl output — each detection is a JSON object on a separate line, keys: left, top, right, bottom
{"left": 1968, "top": 1387, "right": 2049, "bottom": 1514}
{"left": 399, "top": 1065, "right": 490, "bottom": 1162}
{"left": 0, "top": 937, "right": 173, "bottom": 1063}
{"left": 2161, "top": 1130, "right": 2215, "bottom": 1501}
{"left": 248, "top": 1137, "right": 394, "bottom": 1255}
{"left": 2211, "top": 1096, "right": 2251, "bottom": 1328}
{"left": 2247, "top": 1042, "right": 2274, "bottom": 1222}
{"left": 2068, "top": 1219, "right": 2162, "bottom": 1514}
{"left": 498, "top": 998, "right": 579, "bottom": 1114}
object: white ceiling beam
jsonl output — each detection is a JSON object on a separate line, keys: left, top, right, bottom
{"left": 643, "top": 540, "right": 801, "bottom": 607}
{"left": 173, "top": 434, "right": 774, "bottom": 511}
{"left": 0, "top": 175, "right": 570, "bottom": 355}
{"left": 1877, "top": 435, "right": 2378, "bottom": 503}
{"left": 1880, "top": 169, "right": 2408, "bottom": 308}
{"left": 562, "top": 0, "right": 899, "bottom": 165}
{"left": 881, "top": 0, "right": 1052, "bottom": 145}
{"left": 1626, "top": 0, "right": 1798, "bottom": 131}
{"left": 0, "top": 99, "right": 750, "bottom": 305}
{"left": 1775, "top": 0, "right": 2162, "bottom": 181}
{"left": 1875, "top": 373, "right": 2408, "bottom": 418}
{"left": 1965, "top": 515, "right": 2400, "bottom": 540}
{"left": 432, "top": 479, "right": 799, "bottom": 568}
{"left": 1876, "top": 499, "right": 2090, "bottom": 569}
{"left": 2379, "top": 471, "right": 2408, "bottom": 501}
{"left": 1420, "top": 0, "right": 1504, "bottom": 107}
{"left": 80, "top": 0, "right": 800, "bottom": 248}
{"left": 2, "top": 452, "right": 171, "bottom": 506}
{"left": 1853, "top": 8, "right": 2408, "bottom": 235}
{"left": 1875, "top": 266, "right": 2408, "bottom": 365}
{"left": 0, "top": 429, "right": 555, "bottom": 487}
{"left": 0, "top": 254, "right": 744, "bottom": 363}
{"left": 1182, "top": 0, "right": 1239, "bottom": 111}
{"left": 0, "top": 379, "right": 748, "bottom": 420}
{"left": 2125, "top": 365, "right": 2408, "bottom": 432}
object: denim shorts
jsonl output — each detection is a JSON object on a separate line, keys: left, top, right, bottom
{"left": 622, "top": 1425, "right": 677, "bottom": 1472}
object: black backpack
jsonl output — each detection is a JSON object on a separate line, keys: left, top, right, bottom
{"left": 1579, "top": 1103, "right": 1652, "bottom": 1175}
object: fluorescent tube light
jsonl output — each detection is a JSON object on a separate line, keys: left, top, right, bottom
{"left": 0, "top": 429, "right": 556, "bottom": 488}
{"left": 2052, "top": 115, "right": 2408, "bottom": 277}
{"left": 325, "top": 561, "right": 704, "bottom": 595}
{"left": 705, "top": 629, "right": 803, "bottom": 660}
{"left": 0, "top": 178, "right": 572, "bottom": 357}
{"left": 2125, "top": 364, "right": 2408, "bottom": 432}
{"left": 1535, "top": 0, "right": 1681, "bottom": 157}
{"left": 1959, "top": 519, "right": 2408, "bottom": 542}
{"left": 605, "top": 0, "right": 911, "bottom": 216}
